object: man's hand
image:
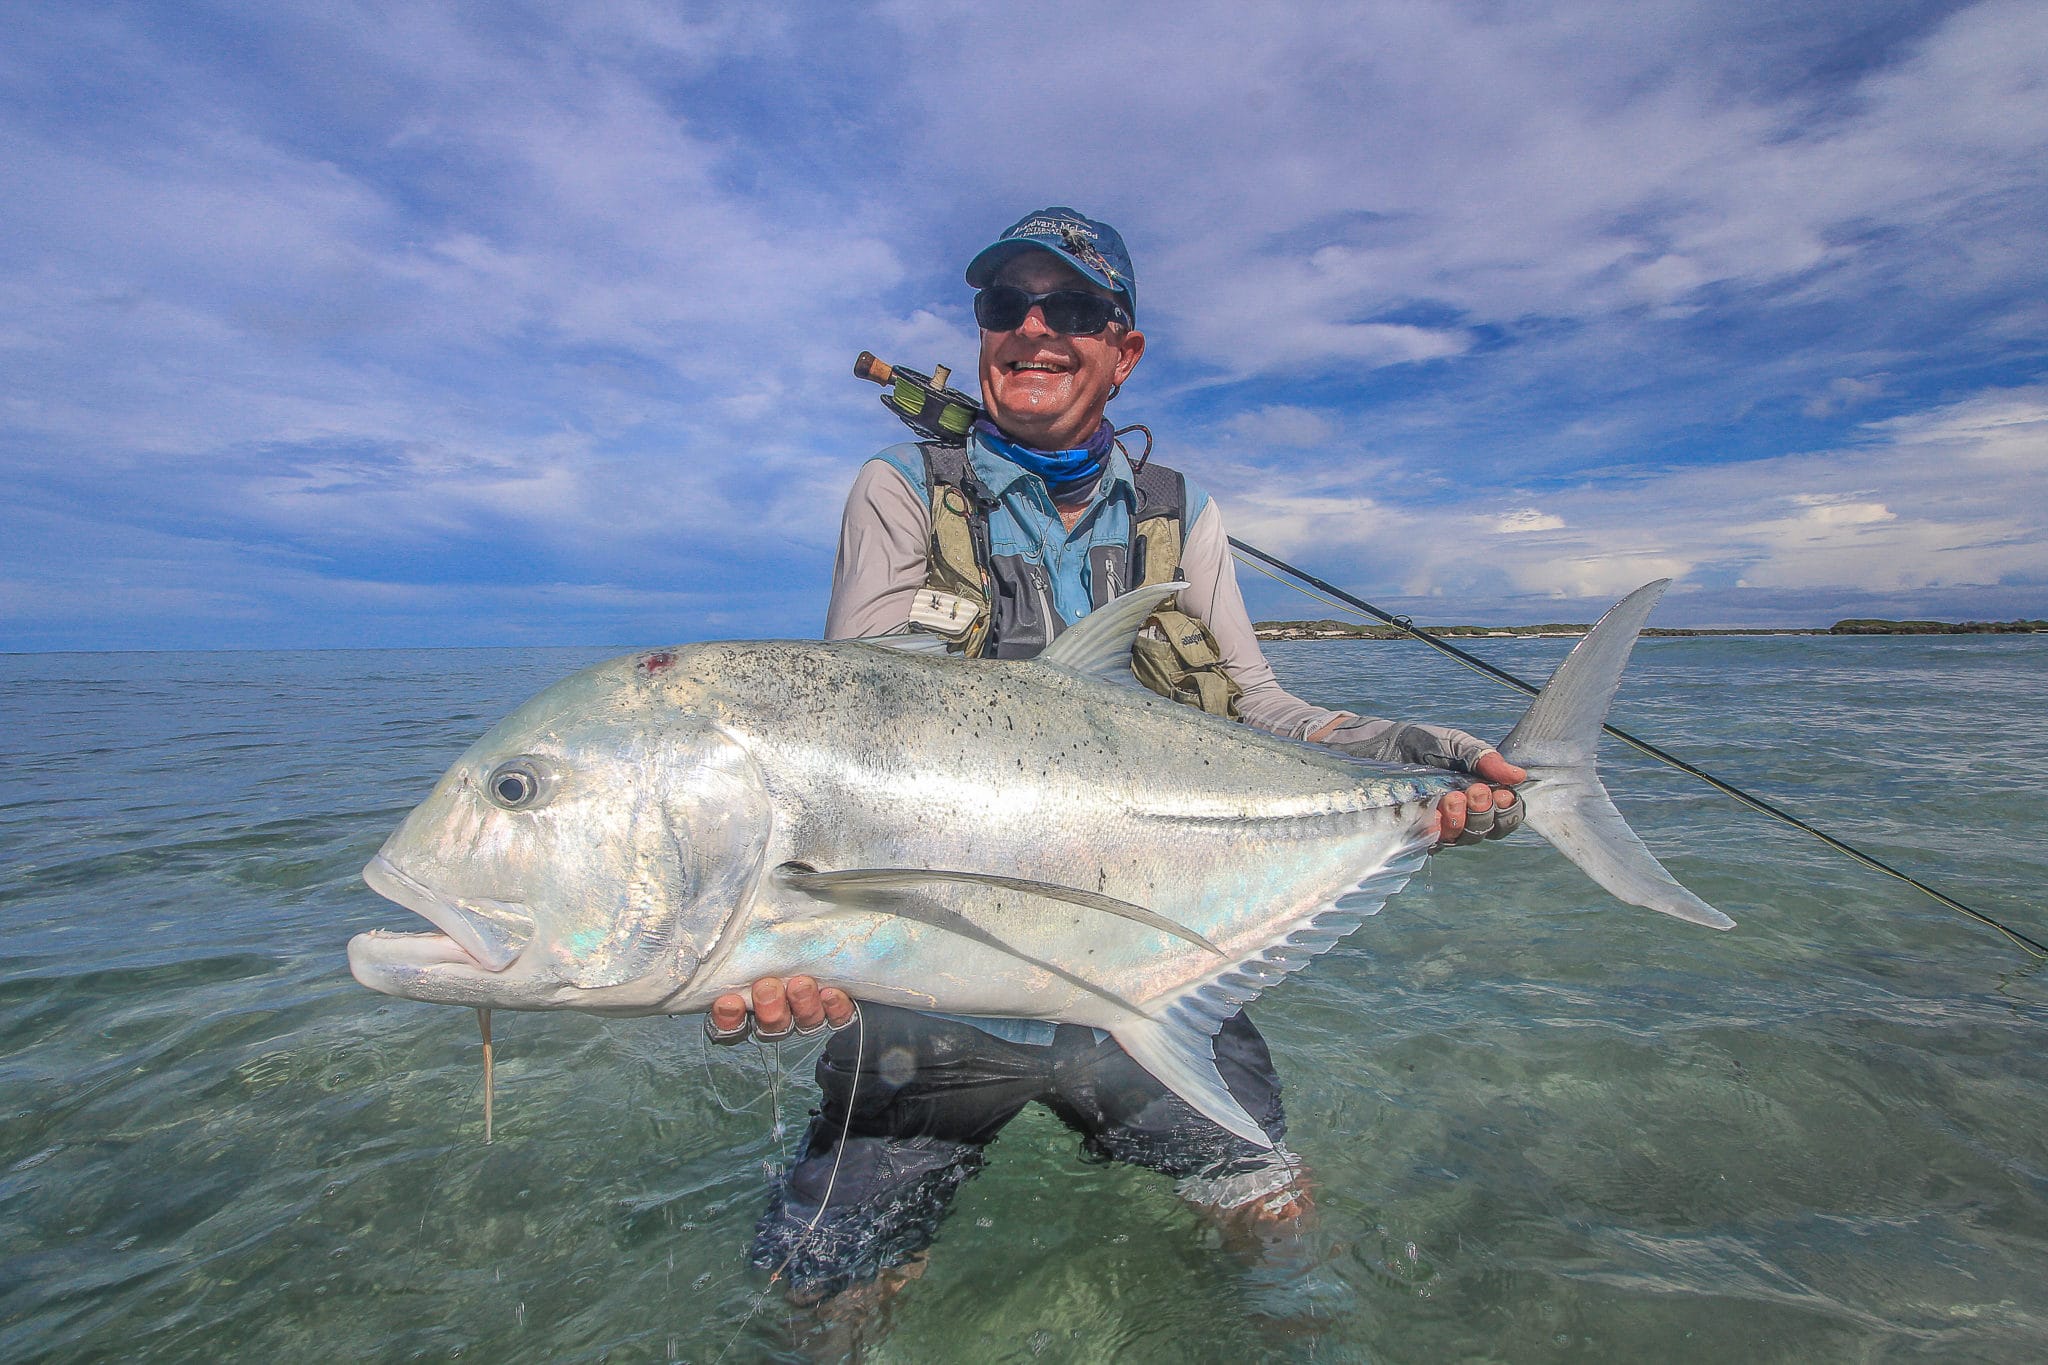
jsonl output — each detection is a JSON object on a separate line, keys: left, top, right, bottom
{"left": 707, "top": 975, "right": 856, "bottom": 1044}
{"left": 1309, "top": 716, "right": 1529, "bottom": 850}
{"left": 1431, "top": 750, "right": 1528, "bottom": 849}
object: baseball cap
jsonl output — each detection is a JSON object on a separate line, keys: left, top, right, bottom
{"left": 964, "top": 207, "right": 1137, "bottom": 319}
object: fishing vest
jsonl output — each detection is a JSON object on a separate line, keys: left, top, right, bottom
{"left": 910, "top": 441, "right": 1244, "bottom": 719}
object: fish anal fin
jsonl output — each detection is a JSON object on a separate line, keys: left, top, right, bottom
{"left": 1111, "top": 1016, "right": 1273, "bottom": 1149}
{"left": 1110, "top": 835, "right": 1436, "bottom": 1141}
{"left": 1175, "top": 841, "right": 1428, "bottom": 1026}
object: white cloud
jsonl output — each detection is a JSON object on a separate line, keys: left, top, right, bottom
{"left": 1221, "top": 406, "right": 1337, "bottom": 448}
{"left": 1218, "top": 380, "right": 2048, "bottom": 619}
{"left": 1496, "top": 508, "right": 1567, "bottom": 534}
{"left": 1803, "top": 377, "right": 1890, "bottom": 418}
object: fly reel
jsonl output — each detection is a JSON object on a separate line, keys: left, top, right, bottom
{"left": 853, "top": 351, "right": 984, "bottom": 442}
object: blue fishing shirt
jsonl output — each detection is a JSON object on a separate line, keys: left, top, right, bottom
{"left": 874, "top": 430, "right": 1211, "bottom": 641}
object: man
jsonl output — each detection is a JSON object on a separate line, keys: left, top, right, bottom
{"left": 713, "top": 208, "right": 1525, "bottom": 1299}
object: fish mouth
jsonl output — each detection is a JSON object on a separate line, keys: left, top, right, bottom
{"left": 359, "top": 855, "right": 535, "bottom": 973}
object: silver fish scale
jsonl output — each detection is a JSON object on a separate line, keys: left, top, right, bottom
{"left": 649, "top": 640, "right": 1453, "bottom": 1025}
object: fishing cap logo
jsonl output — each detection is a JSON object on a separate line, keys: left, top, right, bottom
{"left": 1058, "top": 225, "right": 1115, "bottom": 281}
{"left": 1010, "top": 214, "right": 1117, "bottom": 281}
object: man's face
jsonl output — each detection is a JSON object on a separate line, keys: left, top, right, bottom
{"left": 977, "top": 253, "right": 1145, "bottom": 451}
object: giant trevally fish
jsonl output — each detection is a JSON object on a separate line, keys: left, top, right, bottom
{"left": 349, "top": 580, "right": 1728, "bottom": 1146}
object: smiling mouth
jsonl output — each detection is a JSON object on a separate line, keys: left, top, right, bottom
{"left": 360, "top": 855, "right": 534, "bottom": 972}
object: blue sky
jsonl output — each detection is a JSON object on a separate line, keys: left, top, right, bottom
{"left": 4, "top": 0, "right": 2045, "bottom": 650}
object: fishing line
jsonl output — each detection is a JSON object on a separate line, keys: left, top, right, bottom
{"left": 1229, "top": 536, "right": 2047, "bottom": 959}
{"left": 712, "top": 1006, "right": 867, "bottom": 1363}
{"left": 477, "top": 1008, "right": 493, "bottom": 1145}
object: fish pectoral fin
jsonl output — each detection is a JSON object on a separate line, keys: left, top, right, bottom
{"left": 776, "top": 866, "right": 1223, "bottom": 956}
{"left": 1110, "top": 1016, "right": 1274, "bottom": 1149}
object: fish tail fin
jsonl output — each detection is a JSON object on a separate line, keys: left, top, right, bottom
{"left": 1500, "top": 580, "right": 1735, "bottom": 930}
{"left": 1110, "top": 1016, "right": 1275, "bottom": 1149}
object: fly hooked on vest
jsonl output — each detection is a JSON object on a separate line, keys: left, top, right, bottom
{"left": 852, "top": 351, "right": 1242, "bottom": 718}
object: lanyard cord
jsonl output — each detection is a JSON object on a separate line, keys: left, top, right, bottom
{"left": 1229, "top": 536, "right": 2046, "bottom": 959}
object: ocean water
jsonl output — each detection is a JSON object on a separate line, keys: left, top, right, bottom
{"left": 2, "top": 635, "right": 2045, "bottom": 1362}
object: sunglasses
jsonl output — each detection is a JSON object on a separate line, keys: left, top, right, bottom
{"left": 973, "top": 285, "right": 1131, "bottom": 336}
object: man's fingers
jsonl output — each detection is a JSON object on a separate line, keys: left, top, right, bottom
{"left": 710, "top": 993, "right": 748, "bottom": 1032}
{"left": 1490, "top": 791, "right": 1525, "bottom": 838}
{"left": 709, "top": 978, "right": 852, "bottom": 1044}
{"left": 820, "top": 987, "right": 856, "bottom": 1029}
{"left": 705, "top": 991, "right": 753, "bottom": 1044}
{"left": 751, "top": 976, "right": 791, "bottom": 1035}
{"left": 1435, "top": 782, "right": 1532, "bottom": 849}
{"left": 785, "top": 975, "right": 825, "bottom": 1031}
{"left": 1474, "top": 750, "right": 1529, "bottom": 786}
{"left": 1435, "top": 789, "right": 1468, "bottom": 846}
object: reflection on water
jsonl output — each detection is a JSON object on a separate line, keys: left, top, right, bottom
{"left": 2, "top": 638, "right": 2045, "bottom": 1361}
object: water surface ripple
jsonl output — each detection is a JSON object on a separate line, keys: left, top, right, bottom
{"left": 2, "top": 638, "right": 2044, "bottom": 1361}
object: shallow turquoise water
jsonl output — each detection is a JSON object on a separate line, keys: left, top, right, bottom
{"left": 2, "top": 636, "right": 2044, "bottom": 1361}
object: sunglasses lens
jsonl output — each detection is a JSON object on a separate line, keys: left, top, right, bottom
{"left": 974, "top": 286, "right": 1032, "bottom": 332}
{"left": 1042, "top": 292, "right": 1117, "bottom": 335}
{"left": 975, "top": 287, "right": 1125, "bottom": 336}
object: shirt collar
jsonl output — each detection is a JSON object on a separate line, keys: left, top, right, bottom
{"left": 966, "top": 429, "right": 1136, "bottom": 506}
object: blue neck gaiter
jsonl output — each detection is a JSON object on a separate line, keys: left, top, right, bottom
{"left": 976, "top": 419, "right": 1116, "bottom": 503}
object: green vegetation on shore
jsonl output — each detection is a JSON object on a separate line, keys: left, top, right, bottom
{"left": 1253, "top": 617, "right": 2048, "bottom": 641}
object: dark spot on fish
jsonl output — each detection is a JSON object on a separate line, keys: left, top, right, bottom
{"left": 639, "top": 650, "right": 676, "bottom": 674}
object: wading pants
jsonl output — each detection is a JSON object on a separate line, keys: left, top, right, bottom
{"left": 749, "top": 1003, "right": 1295, "bottom": 1299}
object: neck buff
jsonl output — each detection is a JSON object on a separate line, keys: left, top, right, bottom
{"left": 975, "top": 419, "right": 1116, "bottom": 503}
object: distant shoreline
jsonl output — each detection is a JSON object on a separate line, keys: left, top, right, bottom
{"left": 1253, "top": 617, "right": 2048, "bottom": 641}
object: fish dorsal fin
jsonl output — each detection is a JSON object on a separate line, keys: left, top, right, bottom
{"left": 777, "top": 865, "right": 1221, "bottom": 955}
{"left": 1036, "top": 582, "right": 1187, "bottom": 685}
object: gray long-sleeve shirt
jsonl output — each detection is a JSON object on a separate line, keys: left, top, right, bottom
{"left": 824, "top": 457, "right": 1355, "bottom": 740}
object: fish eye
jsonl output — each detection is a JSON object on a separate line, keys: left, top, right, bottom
{"left": 485, "top": 758, "right": 552, "bottom": 811}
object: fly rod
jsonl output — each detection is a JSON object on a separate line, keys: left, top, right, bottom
{"left": 848, "top": 349, "right": 2041, "bottom": 957}
{"left": 1229, "top": 536, "right": 2047, "bottom": 960}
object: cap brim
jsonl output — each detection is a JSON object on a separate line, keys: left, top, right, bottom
{"left": 965, "top": 240, "right": 1056, "bottom": 288}
{"left": 965, "top": 240, "right": 1132, "bottom": 316}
